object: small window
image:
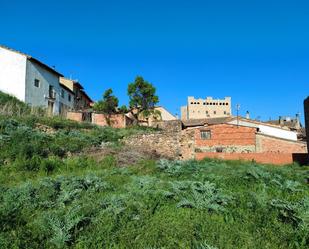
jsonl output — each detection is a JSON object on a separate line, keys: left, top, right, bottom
{"left": 226, "top": 103, "right": 229, "bottom": 105}
{"left": 68, "top": 94, "right": 71, "bottom": 102}
{"left": 201, "top": 130, "right": 211, "bottom": 140}
{"left": 224, "top": 111, "right": 227, "bottom": 115}
{"left": 214, "top": 111, "right": 217, "bottom": 114}
{"left": 61, "top": 89, "right": 65, "bottom": 98}
{"left": 191, "top": 102, "right": 194, "bottom": 104}
{"left": 34, "top": 79, "right": 40, "bottom": 88}
{"left": 206, "top": 111, "right": 208, "bottom": 114}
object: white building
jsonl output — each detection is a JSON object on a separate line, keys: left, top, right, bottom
{"left": 0, "top": 45, "right": 74, "bottom": 115}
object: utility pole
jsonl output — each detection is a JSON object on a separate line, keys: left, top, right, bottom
{"left": 236, "top": 104, "right": 240, "bottom": 128}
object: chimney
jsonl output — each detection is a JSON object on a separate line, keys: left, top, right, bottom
{"left": 246, "top": 111, "right": 250, "bottom": 119}
{"left": 295, "top": 113, "right": 301, "bottom": 129}
{"left": 279, "top": 116, "right": 284, "bottom": 126}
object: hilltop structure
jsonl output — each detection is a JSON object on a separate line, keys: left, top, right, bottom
{"left": 0, "top": 45, "right": 92, "bottom": 115}
{"left": 181, "top": 96, "right": 232, "bottom": 120}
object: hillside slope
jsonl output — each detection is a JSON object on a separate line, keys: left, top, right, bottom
{"left": 0, "top": 92, "right": 308, "bottom": 248}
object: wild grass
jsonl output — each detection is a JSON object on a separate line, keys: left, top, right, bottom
{"left": 0, "top": 102, "right": 308, "bottom": 248}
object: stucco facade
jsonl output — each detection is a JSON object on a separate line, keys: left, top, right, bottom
{"left": 181, "top": 96, "right": 232, "bottom": 120}
{"left": 0, "top": 45, "right": 74, "bottom": 115}
{"left": 60, "top": 77, "right": 92, "bottom": 110}
{"left": 0, "top": 46, "right": 27, "bottom": 101}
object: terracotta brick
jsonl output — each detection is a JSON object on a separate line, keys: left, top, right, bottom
{"left": 67, "top": 112, "right": 83, "bottom": 122}
{"left": 196, "top": 152, "right": 308, "bottom": 165}
{"left": 92, "top": 113, "right": 132, "bottom": 128}
{"left": 256, "top": 134, "right": 307, "bottom": 153}
{"left": 195, "top": 124, "right": 256, "bottom": 147}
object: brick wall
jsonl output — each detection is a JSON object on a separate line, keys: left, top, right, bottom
{"left": 256, "top": 134, "right": 307, "bottom": 153}
{"left": 194, "top": 124, "right": 257, "bottom": 153}
{"left": 92, "top": 113, "right": 132, "bottom": 128}
{"left": 195, "top": 124, "right": 256, "bottom": 146}
{"left": 67, "top": 112, "right": 83, "bottom": 122}
{"left": 305, "top": 97, "right": 309, "bottom": 155}
{"left": 195, "top": 152, "right": 303, "bottom": 165}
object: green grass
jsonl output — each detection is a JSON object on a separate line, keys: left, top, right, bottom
{"left": 0, "top": 94, "right": 308, "bottom": 248}
{"left": 0, "top": 156, "right": 308, "bottom": 249}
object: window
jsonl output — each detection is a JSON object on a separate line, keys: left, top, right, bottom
{"left": 200, "top": 130, "right": 211, "bottom": 140}
{"left": 34, "top": 79, "right": 40, "bottom": 87}
{"left": 224, "top": 111, "right": 227, "bottom": 115}
{"left": 214, "top": 111, "right": 216, "bottom": 114}
{"left": 226, "top": 103, "right": 229, "bottom": 105}
{"left": 68, "top": 94, "right": 71, "bottom": 102}
{"left": 61, "top": 89, "right": 65, "bottom": 98}
{"left": 206, "top": 111, "right": 208, "bottom": 114}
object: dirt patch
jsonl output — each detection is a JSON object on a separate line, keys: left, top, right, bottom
{"left": 79, "top": 144, "right": 164, "bottom": 166}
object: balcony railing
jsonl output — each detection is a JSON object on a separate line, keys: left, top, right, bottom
{"left": 48, "top": 90, "right": 56, "bottom": 100}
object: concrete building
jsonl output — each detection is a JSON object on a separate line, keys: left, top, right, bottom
{"left": 181, "top": 96, "right": 232, "bottom": 120}
{"left": 0, "top": 45, "right": 74, "bottom": 115}
{"left": 60, "top": 77, "right": 93, "bottom": 110}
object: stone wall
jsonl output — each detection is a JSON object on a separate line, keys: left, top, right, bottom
{"left": 123, "top": 128, "right": 195, "bottom": 160}
{"left": 122, "top": 122, "right": 308, "bottom": 164}
{"left": 150, "top": 120, "right": 182, "bottom": 132}
{"left": 123, "top": 131, "right": 181, "bottom": 159}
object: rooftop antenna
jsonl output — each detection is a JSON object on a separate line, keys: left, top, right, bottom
{"left": 236, "top": 104, "right": 240, "bottom": 127}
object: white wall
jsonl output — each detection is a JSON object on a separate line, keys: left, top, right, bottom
{"left": 0, "top": 47, "right": 27, "bottom": 101}
{"left": 155, "top": 106, "right": 177, "bottom": 121}
{"left": 229, "top": 120, "right": 298, "bottom": 141}
{"left": 25, "top": 60, "right": 61, "bottom": 114}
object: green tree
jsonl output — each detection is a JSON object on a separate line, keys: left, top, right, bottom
{"left": 93, "top": 89, "right": 119, "bottom": 114}
{"left": 93, "top": 89, "right": 119, "bottom": 125}
{"left": 118, "top": 105, "right": 128, "bottom": 114}
{"left": 127, "top": 76, "right": 160, "bottom": 123}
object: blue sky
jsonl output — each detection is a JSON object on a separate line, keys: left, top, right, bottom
{"left": 1, "top": 0, "right": 308, "bottom": 121}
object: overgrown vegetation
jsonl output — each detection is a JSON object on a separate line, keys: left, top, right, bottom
{"left": 1, "top": 91, "right": 309, "bottom": 248}
{"left": 0, "top": 117, "right": 309, "bottom": 248}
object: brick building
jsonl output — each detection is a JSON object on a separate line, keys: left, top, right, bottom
{"left": 124, "top": 118, "right": 307, "bottom": 165}
{"left": 192, "top": 123, "right": 307, "bottom": 164}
